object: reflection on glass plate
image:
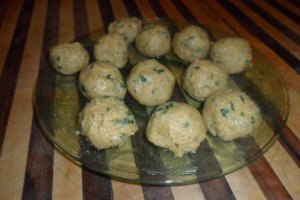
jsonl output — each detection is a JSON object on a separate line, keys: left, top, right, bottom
{"left": 34, "top": 19, "right": 289, "bottom": 185}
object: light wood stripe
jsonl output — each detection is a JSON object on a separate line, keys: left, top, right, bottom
{"left": 0, "top": 0, "right": 47, "bottom": 199}
{"left": 287, "top": 109, "right": 300, "bottom": 140}
{"left": 265, "top": 141, "right": 300, "bottom": 199}
{"left": 134, "top": 0, "right": 156, "bottom": 19}
{"left": 110, "top": 0, "right": 129, "bottom": 20}
{"left": 158, "top": 0, "right": 185, "bottom": 21}
{"left": 171, "top": 184, "right": 205, "bottom": 200}
{"left": 230, "top": 0, "right": 300, "bottom": 59}
{"left": 226, "top": 168, "right": 266, "bottom": 200}
{"left": 276, "top": 0, "right": 300, "bottom": 17}
{"left": 86, "top": 0, "right": 102, "bottom": 32}
{"left": 0, "top": 0, "right": 24, "bottom": 74}
{"left": 52, "top": 0, "right": 83, "bottom": 199}
{"left": 253, "top": 0, "right": 300, "bottom": 34}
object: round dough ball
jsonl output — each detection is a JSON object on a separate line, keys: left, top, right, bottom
{"left": 79, "top": 62, "right": 126, "bottom": 99}
{"left": 172, "top": 25, "right": 210, "bottom": 62}
{"left": 79, "top": 97, "right": 138, "bottom": 149}
{"left": 108, "top": 17, "right": 142, "bottom": 43}
{"left": 126, "top": 59, "right": 175, "bottom": 106}
{"left": 49, "top": 42, "right": 89, "bottom": 75}
{"left": 210, "top": 37, "right": 252, "bottom": 74}
{"left": 203, "top": 90, "right": 261, "bottom": 141}
{"left": 183, "top": 59, "right": 228, "bottom": 101}
{"left": 147, "top": 102, "right": 207, "bottom": 157}
{"left": 94, "top": 33, "right": 128, "bottom": 68}
{"left": 135, "top": 25, "right": 171, "bottom": 58}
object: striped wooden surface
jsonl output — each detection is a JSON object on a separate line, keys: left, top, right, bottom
{"left": 0, "top": 0, "right": 299, "bottom": 199}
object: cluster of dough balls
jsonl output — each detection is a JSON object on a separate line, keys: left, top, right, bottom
{"left": 202, "top": 90, "right": 261, "bottom": 141}
{"left": 147, "top": 102, "right": 207, "bottom": 157}
{"left": 79, "top": 97, "right": 138, "bottom": 149}
{"left": 49, "top": 42, "right": 89, "bottom": 75}
{"left": 126, "top": 59, "right": 175, "bottom": 106}
{"left": 48, "top": 18, "right": 260, "bottom": 156}
{"left": 79, "top": 62, "right": 126, "bottom": 100}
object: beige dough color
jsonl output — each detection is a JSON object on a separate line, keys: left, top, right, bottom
{"left": 108, "top": 17, "right": 142, "bottom": 43}
{"left": 79, "top": 62, "right": 126, "bottom": 100}
{"left": 49, "top": 42, "right": 89, "bottom": 75}
{"left": 94, "top": 33, "right": 128, "bottom": 68}
{"left": 147, "top": 102, "right": 207, "bottom": 157}
{"left": 210, "top": 37, "right": 252, "bottom": 74}
{"left": 79, "top": 97, "right": 138, "bottom": 149}
{"left": 203, "top": 90, "right": 261, "bottom": 141}
{"left": 172, "top": 25, "right": 210, "bottom": 62}
{"left": 126, "top": 59, "right": 175, "bottom": 106}
{"left": 135, "top": 25, "right": 171, "bottom": 58}
{"left": 183, "top": 59, "right": 228, "bottom": 101}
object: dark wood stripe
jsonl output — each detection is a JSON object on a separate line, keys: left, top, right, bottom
{"left": 245, "top": 0, "right": 300, "bottom": 45}
{"left": 22, "top": 118, "right": 55, "bottom": 200}
{"left": 22, "top": 0, "right": 60, "bottom": 199}
{"left": 97, "top": 0, "right": 115, "bottom": 30}
{"left": 147, "top": 0, "right": 169, "bottom": 19}
{"left": 123, "top": 0, "right": 142, "bottom": 18}
{"left": 72, "top": 0, "right": 114, "bottom": 199}
{"left": 279, "top": 126, "right": 300, "bottom": 167}
{"left": 266, "top": 0, "right": 300, "bottom": 24}
{"left": 171, "top": 0, "right": 197, "bottom": 22}
{"left": 218, "top": 0, "right": 300, "bottom": 73}
{"left": 0, "top": 0, "right": 34, "bottom": 154}
{"left": 142, "top": 186, "right": 175, "bottom": 200}
{"left": 73, "top": 0, "right": 89, "bottom": 37}
{"left": 201, "top": 178, "right": 236, "bottom": 200}
{"left": 82, "top": 169, "right": 113, "bottom": 200}
{"left": 248, "top": 156, "right": 293, "bottom": 199}
{"left": 287, "top": 0, "right": 300, "bottom": 8}
{"left": 0, "top": 0, "right": 9, "bottom": 28}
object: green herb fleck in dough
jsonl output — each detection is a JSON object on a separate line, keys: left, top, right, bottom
{"left": 119, "top": 133, "right": 127, "bottom": 140}
{"left": 251, "top": 116, "right": 255, "bottom": 124}
{"left": 106, "top": 74, "right": 112, "bottom": 80}
{"left": 184, "top": 121, "right": 190, "bottom": 128}
{"left": 241, "top": 112, "right": 245, "bottom": 116}
{"left": 220, "top": 108, "right": 230, "bottom": 117}
{"left": 56, "top": 56, "right": 60, "bottom": 62}
{"left": 153, "top": 68, "right": 164, "bottom": 74}
{"left": 139, "top": 75, "right": 147, "bottom": 83}
{"left": 240, "top": 95, "right": 245, "bottom": 103}
{"left": 210, "top": 74, "right": 214, "bottom": 79}
{"left": 81, "top": 84, "right": 87, "bottom": 93}
{"left": 106, "top": 107, "right": 110, "bottom": 112}
{"left": 113, "top": 117, "right": 134, "bottom": 125}
{"left": 193, "top": 66, "right": 200, "bottom": 69}
{"left": 126, "top": 110, "right": 132, "bottom": 116}
{"left": 230, "top": 102, "right": 235, "bottom": 111}
{"left": 120, "top": 82, "right": 126, "bottom": 89}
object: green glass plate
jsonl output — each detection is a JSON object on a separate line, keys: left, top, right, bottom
{"left": 34, "top": 19, "right": 289, "bottom": 185}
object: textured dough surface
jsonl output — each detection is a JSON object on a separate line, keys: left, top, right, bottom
{"left": 108, "top": 17, "right": 142, "bottom": 43}
{"left": 172, "top": 25, "right": 210, "bottom": 62}
{"left": 203, "top": 90, "right": 261, "bottom": 141}
{"left": 147, "top": 102, "right": 207, "bottom": 157}
{"left": 126, "top": 59, "right": 175, "bottom": 106}
{"left": 135, "top": 25, "right": 171, "bottom": 57}
{"left": 49, "top": 42, "right": 89, "bottom": 75}
{"left": 210, "top": 37, "right": 252, "bottom": 74}
{"left": 79, "top": 62, "right": 126, "bottom": 99}
{"left": 183, "top": 59, "right": 228, "bottom": 101}
{"left": 94, "top": 33, "right": 128, "bottom": 68}
{"left": 79, "top": 97, "right": 138, "bottom": 149}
